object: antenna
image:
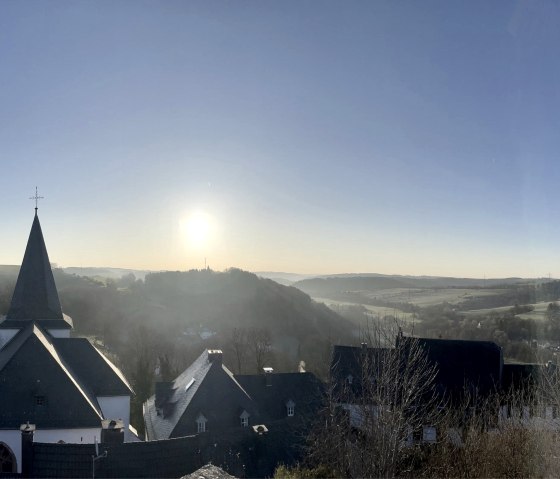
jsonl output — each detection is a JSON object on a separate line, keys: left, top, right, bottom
{"left": 29, "top": 186, "right": 44, "bottom": 214}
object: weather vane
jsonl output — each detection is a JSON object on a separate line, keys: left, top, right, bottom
{"left": 29, "top": 186, "right": 44, "bottom": 214}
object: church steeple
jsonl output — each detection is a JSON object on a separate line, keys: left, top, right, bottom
{"left": 6, "top": 214, "right": 63, "bottom": 321}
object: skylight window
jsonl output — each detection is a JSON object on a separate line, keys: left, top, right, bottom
{"left": 185, "top": 378, "right": 195, "bottom": 391}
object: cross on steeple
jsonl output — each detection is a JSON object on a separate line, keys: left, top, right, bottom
{"left": 29, "top": 187, "right": 44, "bottom": 215}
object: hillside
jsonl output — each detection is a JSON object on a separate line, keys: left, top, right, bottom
{"left": 0, "top": 267, "right": 354, "bottom": 378}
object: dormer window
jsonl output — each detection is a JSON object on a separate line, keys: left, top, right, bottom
{"left": 240, "top": 410, "right": 250, "bottom": 427}
{"left": 286, "top": 399, "right": 295, "bottom": 417}
{"left": 196, "top": 413, "right": 207, "bottom": 433}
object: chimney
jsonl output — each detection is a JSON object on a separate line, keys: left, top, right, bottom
{"left": 20, "top": 422, "right": 36, "bottom": 478}
{"left": 207, "top": 349, "right": 223, "bottom": 366}
{"left": 155, "top": 381, "right": 174, "bottom": 414}
{"left": 361, "top": 342, "right": 367, "bottom": 352}
{"left": 101, "top": 419, "right": 124, "bottom": 444}
{"left": 263, "top": 367, "right": 273, "bottom": 386}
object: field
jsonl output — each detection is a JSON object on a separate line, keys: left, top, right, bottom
{"left": 313, "top": 287, "right": 507, "bottom": 311}
{"left": 460, "top": 301, "right": 552, "bottom": 322}
{"left": 313, "top": 297, "right": 414, "bottom": 319}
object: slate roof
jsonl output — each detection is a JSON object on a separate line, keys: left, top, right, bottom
{"left": 331, "top": 344, "right": 392, "bottom": 397}
{"left": 53, "top": 338, "right": 133, "bottom": 396}
{"left": 145, "top": 350, "right": 254, "bottom": 439}
{"left": 145, "top": 350, "right": 324, "bottom": 441}
{"left": 406, "top": 337, "right": 503, "bottom": 401}
{"left": 235, "top": 372, "right": 325, "bottom": 423}
{"left": 331, "top": 337, "right": 503, "bottom": 405}
{"left": 0, "top": 322, "right": 103, "bottom": 428}
{"left": 5, "top": 214, "right": 66, "bottom": 323}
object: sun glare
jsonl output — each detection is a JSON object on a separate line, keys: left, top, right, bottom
{"left": 182, "top": 211, "right": 212, "bottom": 247}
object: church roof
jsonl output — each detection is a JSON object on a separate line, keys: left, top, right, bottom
{"left": 5, "top": 213, "right": 66, "bottom": 323}
{"left": 0, "top": 322, "right": 103, "bottom": 428}
{"left": 53, "top": 338, "right": 133, "bottom": 396}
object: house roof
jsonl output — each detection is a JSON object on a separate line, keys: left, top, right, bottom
{"left": 4, "top": 214, "right": 69, "bottom": 327}
{"left": 145, "top": 350, "right": 239, "bottom": 439}
{"left": 331, "top": 337, "right": 503, "bottom": 403}
{"left": 408, "top": 337, "right": 502, "bottom": 400}
{"left": 235, "top": 372, "right": 324, "bottom": 423}
{"left": 145, "top": 349, "right": 325, "bottom": 442}
{"left": 0, "top": 322, "right": 103, "bottom": 428}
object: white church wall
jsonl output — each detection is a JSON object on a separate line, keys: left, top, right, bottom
{"left": 97, "top": 396, "right": 131, "bottom": 436}
{"left": 45, "top": 329, "right": 70, "bottom": 338}
{"left": 0, "top": 430, "right": 23, "bottom": 473}
{"left": 34, "top": 428, "right": 101, "bottom": 444}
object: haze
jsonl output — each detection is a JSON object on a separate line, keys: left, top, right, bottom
{"left": 1, "top": 1, "right": 560, "bottom": 278}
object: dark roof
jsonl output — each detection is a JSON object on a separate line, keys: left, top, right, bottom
{"left": 235, "top": 372, "right": 324, "bottom": 423}
{"left": 331, "top": 337, "right": 503, "bottom": 404}
{"left": 0, "top": 322, "right": 103, "bottom": 428}
{"left": 4, "top": 214, "right": 68, "bottom": 325}
{"left": 145, "top": 350, "right": 253, "bottom": 440}
{"left": 408, "top": 337, "right": 503, "bottom": 400}
{"left": 53, "top": 338, "right": 133, "bottom": 396}
{"left": 502, "top": 362, "right": 542, "bottom": 393}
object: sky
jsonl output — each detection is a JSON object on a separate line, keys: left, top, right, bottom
{"left": 1, "top": 1, "right": 560, "bottom": 278}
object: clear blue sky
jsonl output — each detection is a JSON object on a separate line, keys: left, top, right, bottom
{"left": 1, "top": 0, "right": 560, "bottom": 277}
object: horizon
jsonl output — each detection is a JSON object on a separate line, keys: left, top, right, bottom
{"left": 0, "top": 260, "right": 554, "bottom": 282}
{"left": 2, "top": 2, "right": 560, "bottom": 278}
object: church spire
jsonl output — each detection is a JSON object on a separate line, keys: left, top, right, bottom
{"left": 6, "top": 213, "right": 63, "bottom": 320}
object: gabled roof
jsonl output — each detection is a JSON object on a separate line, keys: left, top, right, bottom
{"left": 331, "top": 337, "right": 503, "bottom": 404}
{"left": 53, "top": 338, "right": 133, "bottom": 396}
{"left": 0, "top": 322, "right": 103, "bottom": 428}
{"left": 144, "top": 350, "right": 253, "bottom": 440}
{"left": 406, "top": 337, "right": 503, "bottom": 400}
{"left": 5, "top": 214, "right": 67, "bottom": 324}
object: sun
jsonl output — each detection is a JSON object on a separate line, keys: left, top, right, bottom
{"left": 182, "top": 211, "right": 212, "bottom": 247}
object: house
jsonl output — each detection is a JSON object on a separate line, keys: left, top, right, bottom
{"left": 330, "top": 335, "right": 503, "bottom": 441}
{"left": 0, "top": 212, "right": 136, "bottom": 474}
{"left": 144, "top": 349, "right": 324, "bottom": 475}
{"left": 332, "top": 336, "right": 503, "bottom": 406}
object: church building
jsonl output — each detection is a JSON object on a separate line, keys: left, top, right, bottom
{"left": 0, "top": 211, "right": 136, "bottom": 474}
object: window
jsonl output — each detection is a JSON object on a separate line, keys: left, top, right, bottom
{"left": 196, "top": 413, "right": 207, "bottom": 433}
{"left": 240, "top": 410, "right": 250, "bottom": 427}
{"left": 423, "top": 426, "right": 437, "bottom": 443}
{"left": 0, "top": 443, "right": 16, "bottom": 473}
{"left": 286, "top": 400, "right": 295, "bottom": 417}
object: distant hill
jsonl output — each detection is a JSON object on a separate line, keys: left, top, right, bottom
{"left": 294, "top": 274, "right": 539, "bottom": 297}
{"left": 62, "top": 267, "right": 154, "bottom": 280}
{"left": 0, "top": 266, "right": 355, "bottom": 377}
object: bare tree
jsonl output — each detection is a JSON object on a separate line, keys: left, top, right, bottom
{"left": 231, "top": 327, "right": 248, "bottom": 374}
{"left": 248, "top": 327, "right": 272, "bottom": 373}
{"left": 308, "top": 318, "right": 439, "bottom": 478}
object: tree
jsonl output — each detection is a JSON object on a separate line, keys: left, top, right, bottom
{"left": 248, "top": 327, "right": 272, "bottom": 373}
{"left": 231, "top": 327, "right": 249, "bottom": 374}
{"left": 308, "top": 319, "right": 439, "bottom": 478}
